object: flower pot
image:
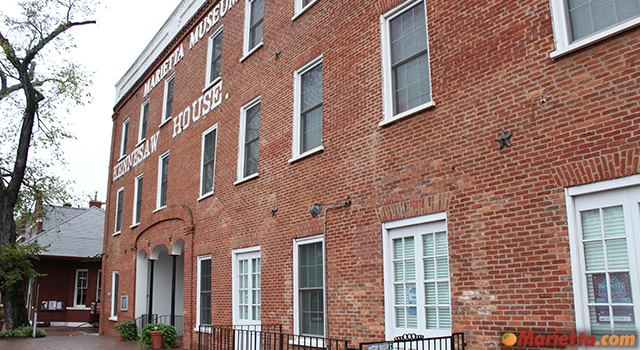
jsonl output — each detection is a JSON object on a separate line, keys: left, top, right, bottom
{"left": 150, "top": 330, "right": 163, "bottom": 349}
{"left": 118, "top": 334, "right": 125, "bottom": 341}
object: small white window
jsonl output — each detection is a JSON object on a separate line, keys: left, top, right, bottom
{"left": 383, "top": 213, "right": 451, "bottom": 339}
{"left": 110, "top": 271, "right": 119, "bottom": 321}
{"left": 200, "top": 125, "right": 218, "bottom": 197}
{"left": 206, "top": 28, "right": 223, "bottom": 88}
{"left": 291, "top": 56, "right": 323, "bottom": 162}
{"left": 293, "top": 0, "right": 320, "bottom": 20}
{"left": 74, "top": 269, "right": 88, "bottom": 307}
{"left": 233, "top": 247, "right": 261, "bottom": 326}
{"left": 139, "top": 100, "right": 149, "bottom": 143}
{"left": 197, "top": 255, "right": 212, "bottom": 327}
{"left": 133, "top": 174, "right": 143, "bottom": 225}
{"left": 157, "top": 152, "right": 169, "bottom": 209}
{"left": 97, "top": 270, "right": 102, "bottom": 302}
{"left": 550, "top": 0, "right": 640, "bottom": 58}
{"left": 293, "top": 235, "right": 325, "bottom": 336}
{"left": 237, "top": 98, "right": 261, "bottom": 183}
{"left": 120, "top": 119, "right": 129, "bottom": 158}
{"left": 380, "top": 0, "right": 433, "bottom": 126}
{"left": 243, "top": 0, "right": 264, "bottom": 57}
{"left": 114, "top": 187, "right": 124, "bottom": 234}
{"left": 162, "top": 75, "right": 175, "bottom": 124}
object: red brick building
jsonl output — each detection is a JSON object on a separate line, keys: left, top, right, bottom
{"left": 101, "top": 0, "right": 640, "bottom": 348}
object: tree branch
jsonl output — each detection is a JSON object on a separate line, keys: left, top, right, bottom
{"left": 23, "top": 20, "right": 96, "bottom": 66}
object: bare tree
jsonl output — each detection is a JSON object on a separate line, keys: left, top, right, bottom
{"left": 0, "top": 0, "right": 96, "bottom": 330}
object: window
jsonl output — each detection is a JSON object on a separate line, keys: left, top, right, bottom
{"left": 206, "top": 29, "right": 223, "bottom": 86}
{"left": 567, "top": 177, "right": 640, "bottom": 337}
{"left": 162, "top": 75, "right": 175, "bottom": 123}
{"left": 97, "top": 270, "right": 102, "bottom": 302}
{"left": 550, "top": 0, "right": 640, "bottom": 58}
{"left": 237, "top": 98, "right": 260, "bottom": 182}
{"left": 380, "top": 0, "right": 433, "bottom": 125}
{"left": 243, "top": 0, "right": 264, "bottom": 57}
{"left": 197, "top": 255, "right": 212, "bottom": 326}
{"left": 74, "top": 269, "right": 88, "bottom": 307}
{"left": 233, "top": 248, "right": 261, "bottom": 325}
{"left": 157, "top": 152, "right": 169, "bottom": 209}
{"left": 383, "top": 213, "right": 451, "bottom": 339}
{"left": 291, "top": 57, "right": 323, "bottom": 161}
{"left": 115, "top": 187, "right": 124, "bottom": 234}
{"left": 200, "top": 125, "right": 218, "bottom": 197}
{"left": 110, "top": 271, "right": 119, "bottom": 320}
{"left": 293, "top": 0, "right": 320, "bottom": 19}
{"left": 139, "top": 101, "right": 149, "bottom": 142}
{"left": 120, "top": 119, "right": 129, "bottom": 158}
{"left": 294, "top": 235, "right": 325, "bottom": 336}
{"left": 133, "top": 175, "right": 143, "bottom": 225}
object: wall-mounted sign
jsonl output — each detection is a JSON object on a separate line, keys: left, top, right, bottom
{"left": 592, "top": 273, "right": 634, "bottom": 323}
{"left": 112, "top": 131, "right": 160, "bottom": 181}
{"left": 143, "top": 45, "right": 184, "bottom": 97}
{"left": 188, "top": 0, "right": 239, "bottom": 50}
{"left": 120, "top": 295, "right": 128, "bottom": 311}
{"left": 172, "top": 80, "right": 223, "bottom": 138}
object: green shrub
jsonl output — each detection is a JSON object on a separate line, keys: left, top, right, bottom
{"left": 0, "top": 326, "right": 46, "bottom": 338}
{"left": 140, "top": 323, "right": 177, "bottom": 349}
{"left": 114, "top": 320, "right": 139, "bottom": 341}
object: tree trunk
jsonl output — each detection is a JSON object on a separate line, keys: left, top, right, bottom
{"left": 1, "top": 283, "right": 29, "bottom": 329}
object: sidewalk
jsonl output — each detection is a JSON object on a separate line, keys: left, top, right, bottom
{"left": 0, "top": 326, "right": 143, "bottom": 350}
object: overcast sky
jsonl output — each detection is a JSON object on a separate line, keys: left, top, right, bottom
{"left": 55, "top": 1, "right": 179, "bottom": 206}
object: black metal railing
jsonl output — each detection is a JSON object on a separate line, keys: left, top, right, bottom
{"left": 136, "top": 314, "right": 185, "bottom": 336}
{"left": 359, "top": 333, "right": 466, "bottom": 350}
{"left": 198, "top": 324, "right": 352, "bottom": 350}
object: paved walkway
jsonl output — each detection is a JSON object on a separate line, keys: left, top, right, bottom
{"left": 0, "top": 327, "right": 145, "bottom": 350}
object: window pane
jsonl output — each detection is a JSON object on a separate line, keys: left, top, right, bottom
{"left": 202, "top": 130, "right": 217, "bottom": 194}
{"left": 581, "top": 209, "right": 602, "bottom": 239}
{"left": 607, "top": 239, "right": 629, "bottom": 269}
{"left": 210, "top": 32, "right": 223, "bottom": 82}
{"left": 393, "top": 53, "right": 430, "bottom": 114}
{"left": 141, "top": 103, "right": 148, "bottom": 139}
{"left": 135, "top": 177, "right": 143, "bottom": 223}
{"left": 299, "top": 242, "right": 323, "bottom": 288}
{"left": 301, "top": 290, "right": 324, "bottom": 335}
{"left": 390, "top": 2, "right": 427, "bottom": 65}
{"left": 603, "top": 206, "right": 625, "bottom": 237}
{"left": 301, "top": 64, "right": 322, "bottom": 112}
{"left": 160, "top": 156, "right": 169, "bottom": 206}
{"left": 568, "top": 0, "right": 640, "bottom": 41}
{"left": 165, "top": 78, "right": 174, "bottom": 118}
{"left": 244, "top": 104, "right": 260, "bottom": 177}
{"left": 200, "top": 259, "right": 212, "bottom": 325}
{"left": 116, "top": 191, "right": 123, "bottom": 232}
{"left": 584, "top": 241, "right": 605, "bottom": 271}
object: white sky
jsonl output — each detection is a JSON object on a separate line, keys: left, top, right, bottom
{"left": 56, "top": 1, "right": 180, "bottom": 206}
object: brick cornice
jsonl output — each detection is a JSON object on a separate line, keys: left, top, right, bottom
{"left": 376, "top": 193, "right": 450, "bottom": 223}
{"left": 549, "top": 148, "right": 640, "bottom": 188}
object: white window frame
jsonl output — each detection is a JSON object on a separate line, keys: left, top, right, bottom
{"left": 565, "top": 174, "right": 640, "bottom": 341}
{"left": 199, "top": 124, "right": 218, "bottom": 199}
{"left": 74, "top": 269, "right": 89, "bottom": 307}
{"left": 382, "top": 212, "right": 451, "bottom": 339}
{"left": 109, "top": 271, "right": 119, "bottom": 321}
{"left": 156, "top": 151, "right": 169, "bottom": 210}
{"left": 161, "top": 75, "right": 175, "bottom": 126}
{"left": 549, "top": 0, "right": 640, "bottom": 59}
{"left": 132, "top": 174, "right": 143, "bottom": 226}
{"left": 138, "top": 100, "right": 149, "bottom": 144}
{"left": 232, "top": 246, "right": 261, "bottom": 325}
{"left": 97, "top": 269, "right": 102, "bottom": 302}
{"left": 379, "top": 0, "right": 434, "bottom": 127}
{"left": 242, "top": 0, "right": 264, "bottom": 60}
{"left": 114, "top": 187, "right": 124, "bottom": 235}
{"left": 293, "top": 234, "right": 326, "bottom": 337}
{"left": 205, "top": 27, "right": 224, "bottom": 90}
{"left": 292, "top": 0, "right": 321, "bottom": 21}
{"left": 120, "top": 119, "right": 129, "bottom": 159}
{"left": 290, "top": 56, "right": 324, "bottom": 163}
{"left": 236, "top": 97, "right": 261, "bottom": 184}
{"left": 196, "top": 254, "right": 212, "bottom": 329}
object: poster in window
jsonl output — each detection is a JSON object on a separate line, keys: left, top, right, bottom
{"left": 120, "top": 295, "right": 128, "bottom": 311}
{"left": 592, "top": 273, "right": 634, "bottom": 323}
{"left": 40, "top": 300, "right": 48, "bottom": 310}
{"left": 56, "top": 301, "right": 63, "bottom": 310}
{"left": 48, "top": 300, "right": 57, "bottom": 310}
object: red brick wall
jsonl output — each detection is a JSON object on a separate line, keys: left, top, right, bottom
{"left": 101, "top": 0, "right": 640, "bottom": 349}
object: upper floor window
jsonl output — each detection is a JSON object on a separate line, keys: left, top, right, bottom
{"left": 550, "top": 0, "right": 640, "bottom": 58}
{"left": 293, "top": 0, "right": 320, "bottom": 19}
{"left": 206, "top": 29, "right": 223, "bottom": 87}
{"left": 120, "top": 119, "right": 129, "bottom": 158}
{"left": 115, "top": 187, "right": 124, "bottom": 234}
{"left": 133, "top": 174, "right": 143, "bottom": 225}
{"left": 380, "top": 0, "right": 433, "bottom": 126}
{"left": 291, "top": 57, "right": 323, "bottom": 161}
{"left": 162, "top": 75, "right": 175, "bottom": 124}
{"left": 200, "top": 125, "right": 218, "bottom": 197}
{"left": 157, "top": 152, "right": 169, "bottom": 209}
{"left": 237, "top": 98, "right": 261, "bottom": 182}
{"left": 139, "top": 101, "right": 149, "bottom": 142}
{"left": 244, "top": 0, "right": 264, "bottom": 56}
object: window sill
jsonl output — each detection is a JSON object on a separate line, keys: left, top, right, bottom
{"left": 136, "top": 138, "right": 146, "bottom": 147}
{"left": 197, "top": 191, "right": 214, "bottom": 202}
{"left": 289, "top": 336, "right": 325, "bottom": 347}
{"left": 234, "top": 173, "right": 259, "bottom": 185}
{"left": 288, "top": 145, "right": 324, "bottom": 163}
{"left": 240, "top": 42, "right": 264, "bottom": 63}
{"left": 153, "top": 206, "right": 166, "bottom": 213}
{"left": 203, "top": 77, "right": 222, "bottom": 94}
{"left": 550, "top": 17, "right": 640, "bottom": 59}
{"left": 159, "top": 118, "right": 172, "bottom": 128}
{"left": 109, "top": 316, "right": 117, "bottom": 322}
{"left": 194, "top": 327, "right": 213, "bottom": 333}
{"left": 67, "top": 306, "right": 91, "bottom": 311}
{"left": 292, "top": 0, "right": 321, "bottom": 21}
{"left": 379, "top": 101, "right": 436, "bottom": 127}
{"left": 112, "top": 231, "right": 121, "bottom": 237}
{"left": 130, "top": 223, "right": 140, "bottom": 229}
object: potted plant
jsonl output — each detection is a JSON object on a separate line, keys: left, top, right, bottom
{"left": 141, "top": 323, "right": 178, "bottom": 349}
{"left": 113, "top": 320, "right": 138, "bottom": 341}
